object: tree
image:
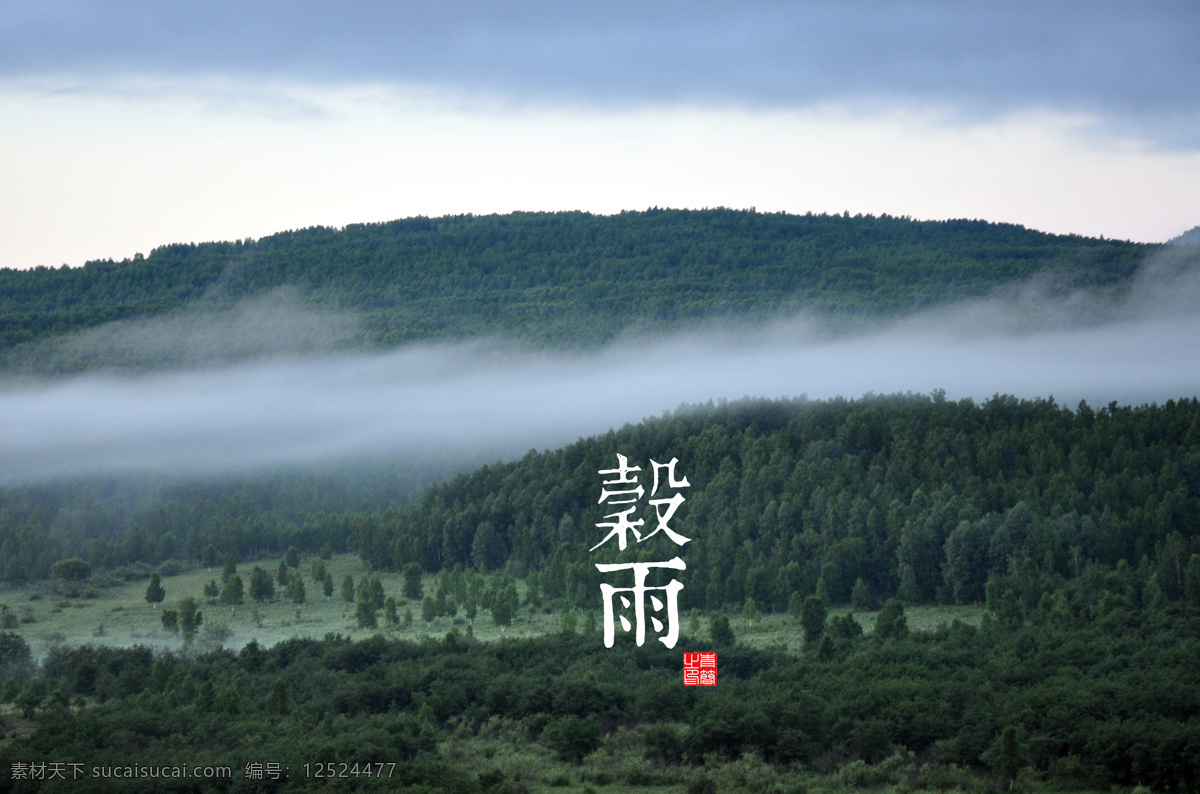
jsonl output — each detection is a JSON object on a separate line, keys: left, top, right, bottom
{"left": 311, "top": 558, "right": 326, "bottom": 583}
{"left": 285, "top": 546, "right": 300, "bottom": 569}
{"left": 145, "top": 574, "right": 165, "bottom": 608}
{"left": 323, "top": 573, "right": 334, "bottom": 599}
{"left": 559, "top": 610, "right": 577, "bottom": 634}
{"left": 222, "top": 554, "right": 237, "bottom": 583}
{"left": 341, "top": 575, "right": 355, "bottom": 603}
{"left": 161, "top": 609, "right": 179, "bottom": 633}
{"left": 179, "top": 597, "right": 203, "bottom": 645}
{"left": 266, "top": 677, "right": 290, "bottom": 715}
{"left": 52, "top": 558, "right": 91, "bottom": 583}
{"left": 800, "top": 596, "right": 826, "bottom": 645}
{"left": 0, "top": 632, "right": 34, "bottom": 682}
{"left": 356, "top": 593, "right": 378, "bottom": 629}
{"left": 276, "top": 559, "right": 289, "bottom": 587}
{"left": 403, "top": 563, "right": 423, "bottom": 600}
{"left": 850, "top": 578, "right": 874, "bottom": 611}
{"left": 944, "top": 519, "right": 992, "bottom": 603}
{"left": 287, "top": 572, "right": 306, "bottom": 605}
{"left": 360, "top": 574, "right": 384, "bottom": 610}
{"left": 195, "top": 680, "right": 215, "bottom": 712}
{"left": 828, "top": 613, "right": 863, "bottom": 640}
{"left": 384, "top": 596, "right": 398, "bottom": 626}
{"left": 249, "top": 566, "right": 275, "bottom": 603}
{"left": 203, "top": 580, "right": 220, "bottom": 601}
{"left": 874, "top": 598, "right": 908, "bottom": 640}
{"left": 1186, "top": 554, "right": 1200, "bottom": 605}
{"left": 742, "top": 597, "right": 762, "bottom": 627}
{"left": 491, "top": 584, "right": 518, "bottom": 627}
{"left": 542, "top": 715, "right": 601, "bottom": 763}
{"left": 983, "top": 726, "right": 1025, "bottom": 787}
{"left": 421, "top": 595, "right": 437, "bottom": 623}
{"left": 709, "top": 614, "right": 734, "bottom": 646}
{"left": 220, "top": 574, "right": 244, "bottom": 606}
{"left": 815, "top": 578, "right": 831, "bottom": 607}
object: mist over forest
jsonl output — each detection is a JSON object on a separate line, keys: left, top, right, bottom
{"left": 2, "top": 210, "right": 1200, "bottom": 793}
{"left": 0, "top": 210, "right": 1196, "bottom": 486}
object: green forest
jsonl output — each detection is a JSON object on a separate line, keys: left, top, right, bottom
{"left": 1, "top": 395, "right": 1198, "bottom": 791}
{"left": 0, "top": 209, "right": 1151, "bottom": 371}
{"left": 0, "top": 211, "right": 1197, "bottom": 792}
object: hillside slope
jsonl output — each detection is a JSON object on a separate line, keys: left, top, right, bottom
{"left": 0, "top": 209, "right": 1151, "bottom": 371}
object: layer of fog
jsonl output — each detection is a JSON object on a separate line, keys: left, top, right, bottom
{"left": 1, "top": 245, "right": 1198, "bottom": 485}
{"left": 4, "top": 287, "right": 360, "bottom": 374}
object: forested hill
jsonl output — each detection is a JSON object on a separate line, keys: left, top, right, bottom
{"left": 0, "top": 210, "right": 1151, "bottom": 368}
{"left": 353, "top": 394, "right": 1200, "bottom": 612}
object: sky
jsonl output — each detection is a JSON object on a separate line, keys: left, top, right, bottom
{"left": 2, "top": 1, "right": 1199, "bottom": 270}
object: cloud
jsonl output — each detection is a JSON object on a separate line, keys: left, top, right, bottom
{"left": 2, "top": 1, "right": 1197, "bottom": 145}
{"left": 0, "top": 245, "right": 1197, "bottom": 484}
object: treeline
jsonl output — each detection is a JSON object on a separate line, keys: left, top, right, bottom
{"left": 0, "top": 209, "right": 1151, "bottom": 369}
{"left": 5, "top": 394, "right": 1199, "bottom": 610}
{"left": 1, "top": 576, "right": 1198, "bottom": 792}
{"left": 351, "top": 394, "right": 1200, "bottom": 612}
{"left": 0, "top": 464, "right": 454, "bottom": 585}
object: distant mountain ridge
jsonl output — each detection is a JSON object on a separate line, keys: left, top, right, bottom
{"left": 1169, "top": 225, "right": 1200, "bottom": 245}
{"left": 0, "top": 209, "right": 1153, "bottom": 373}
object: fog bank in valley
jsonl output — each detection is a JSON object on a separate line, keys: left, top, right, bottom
{"left": 2, "top": 247, "right": 1198, "bottom": 484}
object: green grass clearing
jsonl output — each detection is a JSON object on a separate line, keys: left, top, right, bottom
{"left": 0, "top": 555, "right": 983, "bottom": 662}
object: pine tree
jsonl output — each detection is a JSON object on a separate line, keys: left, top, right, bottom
{"left": 356, "top": 593, "right": 378, "bottom": 629}
{"left": 709, "top": 614, "right": 735, "bottom": 646}
{"left": 341, "top": 575, "right": 355, "bottom": 603}
{"left": 801, "top": 596, "right": 826, "bottom": 645}
{"left": 145, "top": 574, "right": 165, "bottom": 608}
{"left": 195, "top": 680, "right": 215, "bottom": 712}
{"left": 851, "top": 578, "right": 874, "bottom": 611}
{"left": 323, "top": 573, "right": 334, "bottom": 599}
{"left": 559, "top": 610, "right": 577, "bottom": 634}
{"left": 178, "top": 597, "right": 203, "bottom": 645}
{"left": 742, "top": 597, "right": 762, "bottom": 627}
{"left": 288, "top": 572, "right": 306, "bottom": 605}
{"left": 1186, "top": 554, "right": 1200, "bottom": 605}
{"left": 249, "top": 566, "right": 275, "bottom": 603}
{"left": 219, "top": 574, "right": 244, "bottom": 606}
{"left": 403, "top": 563, "right": 423, "bottom": 600}
{"left": 222, "top": 554, "right": 237, "bottom": 583}
{"left": 266, "top": 677, "right": 290, "bottom": 715}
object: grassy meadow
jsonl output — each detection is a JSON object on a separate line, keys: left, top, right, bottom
{"left": 0, "top": 553, "right": 982, "bottom": 663}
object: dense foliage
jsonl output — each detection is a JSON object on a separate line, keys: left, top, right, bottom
{"left": 1, "top": 578, "right": 1197, "bottom": 792}
{"left": 4, "top": 394, "right": 1199, "bottom": 615}
{"left": 0, "top": 209, "right": 1150, "bottom": 369}
{"left": 355, "top": 394, "right": 1200, "bottom": 612}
